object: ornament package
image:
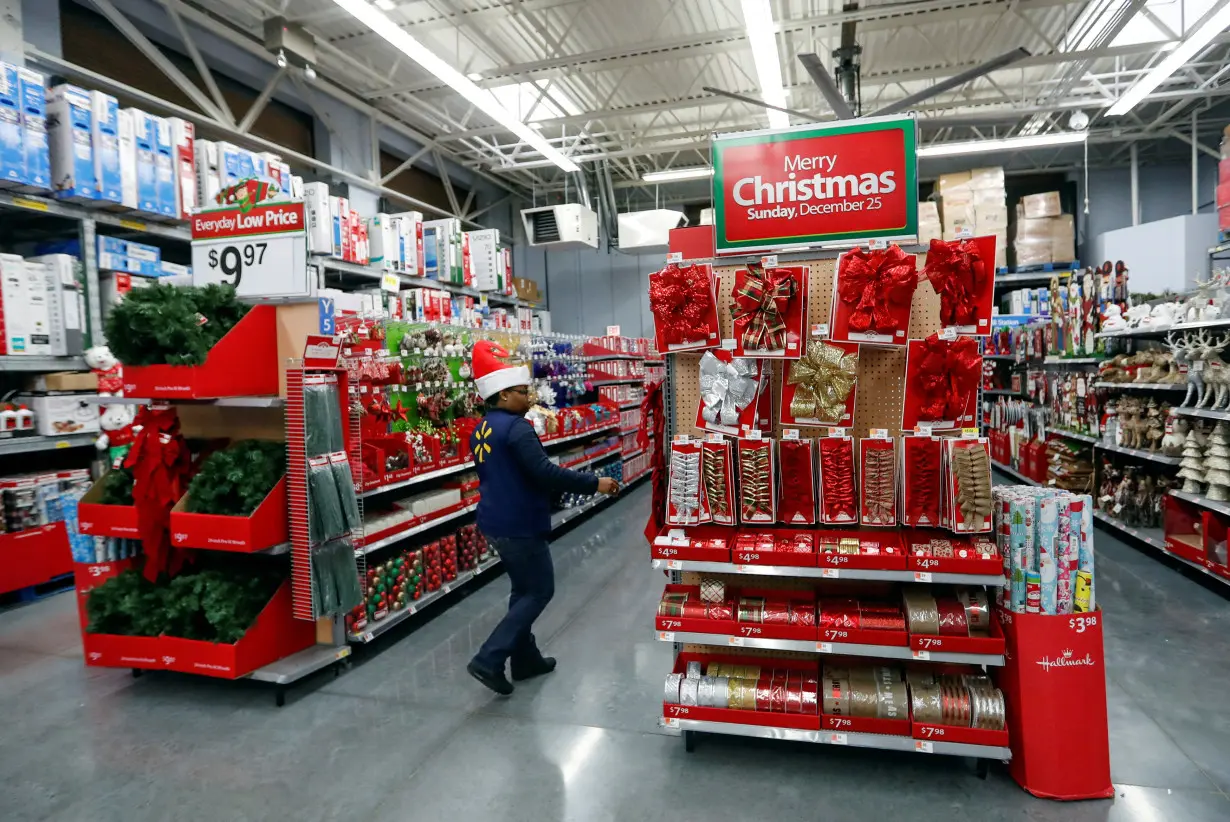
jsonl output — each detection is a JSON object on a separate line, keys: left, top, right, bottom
{"left": 737, "top": 437, "right": 775, "bottom": 523}
{"left": 667, "top": 437, "right": 705, "bottom": 525}
{"left": 922, "top": 235, "right": 996, "bottom": 336}
{"left": 945, "top": 437, "right": 992, "bottom": 533}
{"left": 701, "top": 436, "right": 736, "bottom": 526}
{"left": 695, "top": 350, "right": 763, "bottom": 436}
{"left": 902, "top": 334, "right": 981, "bottom": 430}
{"left": 648, "top": 262, "right": 721, "bottom": 352}
{"left": 859, "top": 435, "right": 897, "bottom": 526}
{"left": 776, "top": 436, "right": 816, "bottom": 525}
{"left": 730, "top": 262, "right": 808, "bottom": 358}
{"left": 830, "top": 244, "right": 918, "bottom": 346}
{"left": 818, "top": 433, "right": 857, "bottom": 525}
{"left": 779, "top": 340, "right": 858, "bottom": 427}
{"left": 900, "top": 434, "right": 943, "bottom": 527}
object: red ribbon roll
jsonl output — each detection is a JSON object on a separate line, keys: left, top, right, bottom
{"left": 837, "top": 244, "right": 919, "bottom": 334}
{"left": 922, "top": 239, "right": 988, "bottom": 328}
{"left": 915, "top": 333, "right": 982, "bottom": 421}
{"left": 648, "top": 263, "right": 716, "bottom": 346}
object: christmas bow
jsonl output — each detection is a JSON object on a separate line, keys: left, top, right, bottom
{"left": 124, "top": 406, "right": 193, "bottom": 582}
{"left": 922, "top": 239, "right": 988, "bottom": 327}
{"left": 837, "top": 244, "right": 918, "bottom": 334}
{"left": 698, "top": 352, "right": 758, "bottom": 426}
{"left": 648, "top": 263, "right": 715, "bottom": 346}
{"left": 732, "top": 264, "right": 796, "bottom": 351}
{"left": 788, "top": 341, "right": 858, "bottom": 422}
{"left": 916, "top": 334, "right": 982, "bottom": 421}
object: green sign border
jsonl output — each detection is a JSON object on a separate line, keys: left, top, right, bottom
{"left": 712, "top": 116, "right": 918, "bottom": 253}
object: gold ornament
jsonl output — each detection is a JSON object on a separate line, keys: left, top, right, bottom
{"left": 787, "top": 340, "right": 859, "bottom": 422}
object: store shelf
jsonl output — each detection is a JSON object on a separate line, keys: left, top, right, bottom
{"left": 1043, "top": 356, "right": 1101, "bottom": 365}
{"left": 588, "top": 353, "right": 643, "bottom": 360}
{"left": 993, "top": 271, "right": 1068, "bottom": 287}
{"left": 1095, "top": 442, "right": 1180, "bottom": 465}
{"left": 248, "top": 644, "right": 351, "bottom": 685}
{"left": 556, "top": 446, "right": 621, "bottom": 470}
{"left": 90, "top": 395, "right": 286, "bottom": 407}
{"left": 359, "top": 460, "right": 474, "bottom": 499}
{"left": 649, "top": 558, "right": 1004, "bottom": 586}
{"left": 0, "top": 434, "right": 97, "bottom": 455}
{"left": 590, "top": 377, "right": 644, "bottom": 386}
{"left": 1170, "top": 489, "right": 1230, "bottom": 517}
{"left": 652, "top": 630, "right": 1004, "bottom": 666}
{"left": 1173, "top": 406, "right": 1230, "bottom": 421}
{"left": 320, "top": 259, "right": 525, "bottom": 308}
{"left": 1210, "top": 241, "right": 1230, "bottom": 257}
{"left": 982, "top": 388, "right": 1023, "bottom": 396}
{"left": 615, "top": 401, "right": 642, "bottom": 410}
{"left": 1097, "top": 318, "right": 1230, "bottom": 339}
{"left": 1096, "top": 509, "right": 1230, "bottom": 587}
{"left": 0, "top": 190, "right": 190, "bottom": 240}
{"left": 1091, "top": 381, "right": 1183, "bottom": 392}
{"left": 1048, "top": 429, "right": 1100, "bottom": 444}
{"left": 0, "top": 355, "right": 87, "bottom": 372}
{"left": 981, "top": 354, "right": 1020, "bottom": 361}
{"left": 541, "top": 424, "right": 620, "bottom": 448}
{"left": 645, "top": 359, "right": 665, "bottom": 365}
{"left": 991, "top": 460, "right": 1038, "bottom": 486}
{"left": 356, "top": 503, "right": 478, "bottom": 556}
{"left": 658, "top": 717, "right": 1010, "bottom": 760}
{"left": 348, "top": 554, "right": 503, "bottom": 643}
{"left": 622, "top": 447, "right": 646, "bottom": 461}
{"left": 619, "top": 425, "right": 641, "bottom": 435}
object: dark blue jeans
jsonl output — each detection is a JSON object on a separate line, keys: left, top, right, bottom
{"left": 472, "top": 536, "right": 555, "bottom": 674}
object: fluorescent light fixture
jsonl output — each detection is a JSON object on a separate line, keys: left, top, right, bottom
{"left": 374, "top": 0, "right": 396, "bottom": 10}
{"left": 330, "top": 0, "right": 580, "bottom": 172}
{"left": 642, "top": 167, "right": 715, "bottom": 183}
{"left": 1108, "top": 2, "right": 1230, "bottom": 116}
{"left": 741, "top": 0, "right": 790, "bottom": 129}
{"left": 466, "top": 72, "right": 483, "bottom": 81}
{"left": 917, "top": 132, "right": 1087, "bottom": 158}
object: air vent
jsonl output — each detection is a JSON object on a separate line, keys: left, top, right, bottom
{"left": 520, "top": 204, "right": 598, "bottom": 249}
{"left": 528, "top": 210, "right": 560, "bottom": 244}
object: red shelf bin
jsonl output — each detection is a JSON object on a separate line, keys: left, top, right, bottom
{"left": 121, "top": 305, "right": 280, "bottom": 399}
{"left": 74, "top": 558, "right": 136, "bottom": 628}
{"left": 654, "top": 583, "right": 738, "bottom": 635}
{"left": 815, "top": 528, "right": 907, "bottom": 571}
{"left": 733, "top": 528, "right": 817, "bottom": 568}
{"left": 911, "top": 720, "right": 1009, "bottom": 749}
{"left": 902, "top": 529, "right": 1001, "bottom": 576}
{"left": 651, "top": 525, "right": 733, "bottom": 563}
{"left": 1163, "top": 494, "right": 1205, "bottom": 565}
{"left": 663, "top": 652, "right": 821, "bottom": 732}
{"left": 734, "top": 586, "right": 818, "bottom": 642}
{"left": 358, "top": 498, "right": 471, "bottom": 548}
{"left": 909, "top": 608, "right": 1006, "bottom": 656}
{"left": 169, "top": 477, "right": 289, "bottom": 553}
{"left": 820, "top": 713, "right": 911, "bottom": 737}
{"left": 0, "top": 522, "right": 72, "bottom": 595}
{"left": 83, "top": 580, "right": 316, "bottom": 679}
{"left": 76, "top": 471, "right": 142, "bottom": 538}
{"left": 1203, "top": 508, "right": 1230, "bottom": 579}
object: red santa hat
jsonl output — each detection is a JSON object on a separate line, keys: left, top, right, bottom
{"left": 472, "top": 340, "right": 532, "bottom": 399}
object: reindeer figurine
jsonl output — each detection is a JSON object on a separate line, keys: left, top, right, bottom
{"left": 1168, "top": 331, "right": 1203, "bottom": 408}
{"left": 1194, "top": 329, "right": 1230, "bottom": 410}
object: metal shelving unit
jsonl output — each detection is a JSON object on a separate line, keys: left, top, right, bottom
{"left": 356, "top": 504, "right": 479, "bottom": 556}
{"left": 649, "top": 558, "right": 1004, "bottom": 586}
{"left": 652, "top": 630, "right": 1004, "bottom": 666}
{"left": 0, "top": 356, "right": 88, "bottom": 373}
{"left": 1173, "top": 407, "right": 1230, "bottom": 422}
{"left": 0, "top": 434, "right": 97, "bottom": 455}
{"left": 1091, "top": 381, "right": 1183, "bottom": 392}
{"left": 320, "top": 259, "right": 527, "bottom": 308}
{"left": 1094, "top": 442, "right": 1180, "bottom": 465}
{"left": 1048, "top": 429, "right": 1100, "bottom": 444}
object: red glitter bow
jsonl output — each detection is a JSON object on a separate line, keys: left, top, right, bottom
{"left": 124, "top": 406, "right": 193, "bottom": 582}
{"left": 922, "top": 239, "right": 988, "bottom": 327}
{"left": 916, "top": 334, "right": 983, "bottom": 421}
{"left": 648, "top": 263, "right": 715, "bottom": 346}
{"left": 837, "top": 244, "right": 918, "bottom": 334}
{"left": 732, "top": 263, "right": 797, "bottom": 351}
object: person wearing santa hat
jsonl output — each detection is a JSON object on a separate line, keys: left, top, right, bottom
{"left": 466, "top": 340, "right": 620, "bottom": 695}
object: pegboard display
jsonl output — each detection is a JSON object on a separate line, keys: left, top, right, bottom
{"left": 671, "top": 251, "right": 941, "bottom": 439}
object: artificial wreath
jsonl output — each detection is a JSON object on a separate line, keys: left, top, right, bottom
{"left": 104, "top": 284, "right": 250, "bottom": 367}
{"left": 185, "top": 440, "right": 287, "bottom": 516}
{"left": 99, "top": 467, "right": 135, "bottom": 505}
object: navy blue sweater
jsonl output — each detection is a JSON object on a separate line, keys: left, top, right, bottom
{"left": 471, "top": 408, "right": 600, "bottom": 538}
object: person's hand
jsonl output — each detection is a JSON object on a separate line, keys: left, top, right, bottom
{"left": 597, "top": 477, "right": 620, "bottom": 496}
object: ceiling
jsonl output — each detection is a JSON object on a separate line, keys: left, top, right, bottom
{"left": 196, "top": 0, "right": 1230, "bottom": 195}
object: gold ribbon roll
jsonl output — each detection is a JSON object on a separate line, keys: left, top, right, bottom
{"left": 903, "top": 587, "right": 941, "bottom": 635}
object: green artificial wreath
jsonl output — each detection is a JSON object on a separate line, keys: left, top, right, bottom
{"left": 186, "top": 440, "right": 287, "bottom": 516}
{"left": 99, "top": 468, "right": 135, "bottom": 505}
{"left": 104, "top": 284, "right": 250, "bottom": 367}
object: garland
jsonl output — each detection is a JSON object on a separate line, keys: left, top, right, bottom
{"left": 104, "top": 284, "right": 249, "bottom": 367}
{"left": 99, "top": 468, "right": 134, "bottom": 506}
{"left": 186, "top": 440, "right": 287, "bottom": 516}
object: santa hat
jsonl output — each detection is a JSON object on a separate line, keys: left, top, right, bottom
{"left": 473, "top": 340, "right": 531, "bottom": 399}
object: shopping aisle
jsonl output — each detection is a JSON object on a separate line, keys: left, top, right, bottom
{"left": 1, "top": 483, "right": 1229, "bottom": 821}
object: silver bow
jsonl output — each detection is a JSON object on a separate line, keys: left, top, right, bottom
{"left": 699, "top": 352, "right": 758, "bottom": 425}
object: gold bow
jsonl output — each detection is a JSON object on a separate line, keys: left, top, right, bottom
{"left": 787, "top": 341, "right": 858, "bottom": 422}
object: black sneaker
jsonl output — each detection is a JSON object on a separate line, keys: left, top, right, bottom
{"left": 467, "top": 660, "right": 514, "bottom": 695}
{"left": 511, "top": 656, "right": 557, "bottom": 682}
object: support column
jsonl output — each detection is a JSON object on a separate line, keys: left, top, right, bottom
{"left": 1130, "top": 143, "right": 1140, "bottom": 226}
{"left": 1192, "top": 109, "right": 1199, "bottom": 215}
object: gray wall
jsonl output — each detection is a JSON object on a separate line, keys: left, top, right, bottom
{"left": 520, "top": 245, "right": 658, "bottom": 337}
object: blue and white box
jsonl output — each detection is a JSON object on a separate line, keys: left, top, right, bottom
{"left": 97, "top": 235, "right": 161, "bottom": 277}
{"left": 46, "top": 84, "right": 97, "bottom": 201}
{"left": 131, "top": 109, "right": 158, "bottom": 214}
{"left": 88, "top": 91, "right": 121, "bottom": 205}
{"left": 16, "top": 68, "right": 49, "bottom": 193}
{"left": 116, "top": 109, "right": 138, "bottom": 209}
{"left": 153, "top": 117, "right": 175, "bottom": 217}
{"left": 0, "top": 63, "right": 24, "bottom": 188}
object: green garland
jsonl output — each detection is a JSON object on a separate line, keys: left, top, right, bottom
{"left": 86, "top": 566, "right": 282, "bottom": 643}
{"left": 186, "top": 440, "right": 287, "bottom": 516}
{"left": 104, "top": 284, "right": 250, "bottom": 367}
{"left": 99, "top": 468, "right": 134, "bottom": 506}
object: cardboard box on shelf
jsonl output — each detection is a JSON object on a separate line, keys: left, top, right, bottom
{"left": 918, "top": 201, "right": 942, "bottom": 244}
{"left": 0, "top": 63, "right": 26, "bottom": 188}
{"left": 513, "top": 277, "right": 540, "bottom": 303}
{"left": 1050, "top": 214, "right": 1075, "bottom": 262}
{"left": 942, "top": 200, "right": 976, "bottom": 232}
{"left": 937, "top": 171, "right": 972, "bottom": 195}
{"left": 1014, "top": 237, "right": 1053, "bottom": 266}
{"left": 1015, "top": 217, "right": 1054, "bottom": 241}
{"left": 16, "top": 394, "right": 99, "bottom": 437}
{"left": 968, "top": 166, "right": 1005, "bottom": 190}
{"left": 975, "top": 204, "right": 1009, "bottom": 231}
{"left": 46, "top": 83, "right": 97, "bottom": 202}
{"left": 16, "top": 68, "right": 49, "bottom": 194}
{"left": 1021, "top": 191, "right": 1062, "bottom": 219}
{"left": 972, "top": 188, "right": 1006, "bottom": 207}
{"left": 25, "top": 372, "right": 97, "bottom": 392}
{"left": 0, "top": 254, "right": 53, "bottom": 356}
{"left": 29, "top": 254, "right": 85, "bottom": 356}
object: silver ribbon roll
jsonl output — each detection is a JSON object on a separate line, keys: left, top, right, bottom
{"left": 680, "top": 677, "right": 700, "bottom": 707}
{"left": 686, "top": 660, "right": 703, "bottom": 679}
{"left": 697, "top": 675, "right": 731, "bottom": 708}
{"left": 664, "top": 673, "right": 683, "bottom": 705}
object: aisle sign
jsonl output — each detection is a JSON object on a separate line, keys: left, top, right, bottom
{"left": 191, "top": 201, "right": 313, "bottom": 299}
{"left": 711, "top": 115, "right": 917, "bottom": 253}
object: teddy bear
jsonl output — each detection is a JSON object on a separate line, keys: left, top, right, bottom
{"left": 96, "top": 404, "right": 138, "bottom": 468}
{"left": 84, "top": 346, "right": 122, "bottom": 395}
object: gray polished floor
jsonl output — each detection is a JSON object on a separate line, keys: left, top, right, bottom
{"left": 2, "top": 482, "right": 1229, "bottom": 821}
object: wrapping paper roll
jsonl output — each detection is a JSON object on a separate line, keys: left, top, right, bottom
{"left": 686, "top": 660, "right": 702, "bottom": 679}
{"left": 903, "top": 588, "right": 941, "bottom": 634}
{"left": 680, "top": 677, "right": 700, "bottom": 706}
{"left": 936, "top": 598, "right": 969, "bottom": 636}
{"left": 664, "top": 673, "right": 683, "bottom": 704}
{"left": 700, "top": 577, "right": 725, "bottom": 603}
{"left": 910, "top": 681, "right": 943, "bottom": 724}
{"left": 956, "top": 587, "right": 991, "bottom": 630}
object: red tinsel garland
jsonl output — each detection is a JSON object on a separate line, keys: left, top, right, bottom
{"left": 904, "top": 436, "right": 941, "bottom": 524}
{"left": 649, "top": 263, "right": 715, "bottom": 346}
{"left": 124, "top": 406, "right": 193, "bottom": 582}
{"left": 915, "top": 333, "right": 982, "bottom": 421}
{"left": 922, "top": 238, "right": 988, "bottom": 327}
{"left": 777, "top": 439, "right": 815, "bottom": 523}
{"left": 837, "top": 244, "right": 918, "bottom": 334}
{"left": 819, "top": 438, "right": 855, "bottom": 521}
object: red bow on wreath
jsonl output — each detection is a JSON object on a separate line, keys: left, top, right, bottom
{"left": 123, "top": 406, "right": 193, "bottom": 582}
{"left": 922, "top": 239, "right": 988, "bottom": 327}
{"left": 648, "top": 263, "right": 714, "bottom": 346}
{"left": 916, "top": 333, "right": 982, "bottom": 421}
{"left": 732, "top": 263, "right": 796, "bottom": 351}
{"left": 837, "top": 244, "right": 918, "bottom": 334}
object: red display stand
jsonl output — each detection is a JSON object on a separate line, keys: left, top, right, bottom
{"left": 0, "top": 522, "right": 72, "bottom": 595}
{"left": 169, "top": 477, "right": 289, "bottom": 553}
{"left": 77, "top": 471, "right": 144, "bottom": 538}
{"left": 995, "top": 608, "right": 1113, "bottom": 800}
{"left": 74, "top": 558, "right": 137, "bottom": 628}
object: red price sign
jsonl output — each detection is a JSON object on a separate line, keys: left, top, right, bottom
{"left": 712, "top": 115, "right": 918, "bottom": 253}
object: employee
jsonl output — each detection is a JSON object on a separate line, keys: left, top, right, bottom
{"left": 465, "top": 340, "right": 619, "bottom": 695}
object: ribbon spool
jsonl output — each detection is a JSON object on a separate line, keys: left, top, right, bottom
{"left": 910, "top": 680, "right": 944, "bottom": 724}
{"left": 685, "top": 660, "right": 703, "bottom": 679}
{"left": 823, "top": 669, "right": 851, "bottom": 716}
{"left": 738, "top": 597, "right": 766, "bottom": 623}
{"left": 903, "top": 588, "right": 941, "bottom": 635}
{"left": 679, "top": 677, "right": 701, "bottom": 707}
{"left": 936, "top": 598, "right": 970, "bottom": 636}
{"left": 762, "top": 600, "right": 793, "bottom": 624}
{"left": 788, "top": 341, "right": 858, "bottom": 422}
{"left": 791, "top": 603, "right": 817, "bottom": 627}
{"left": 728, "top": 677, "right": 757, "bottom": 710}
{"left": 698, "top": 676, "right": 730, "bottom": 708}
{"left": 664, "top": 673, "right": 683, "bottom": 704}
{"left": 707, "top": 602, "right": 734, "bottom": 621}
{"left": 700, "top": 577, "right": 726, "bottom": 604}
{"left": 957, "top": 587, "right": 991, "bottom": 630}
{"left": 732, "top": 263, "right": 797, "bottom": 351}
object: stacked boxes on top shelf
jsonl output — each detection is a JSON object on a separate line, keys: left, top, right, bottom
{"left": 936, "top": 167, "right": 1008, "bottom": 269}
{"left": 1014, "top": 192, "right": 1075, "bottom": 267}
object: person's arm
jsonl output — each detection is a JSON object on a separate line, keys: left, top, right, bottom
{"left": 507, "top": 419, "right": 601, "bottom": 494}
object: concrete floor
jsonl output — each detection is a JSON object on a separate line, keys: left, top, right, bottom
{"left": 2, "top": 482, "right": 1229, "bottom": 821}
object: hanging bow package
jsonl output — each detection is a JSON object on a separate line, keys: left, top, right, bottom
{"left": 776, "top": 436, "right": 817, "bottom": 525}
{"left": 859, "top": 435, "right": 897, "bottom": 526}
{"left": 780, "top": 340, "right": 859, "bottom": 427}
{"left": 667, "top": 437, "right": 707, "bottom": 525}
{"left": 945, "top": 437, "right": 993, "bottom": 533}
{"left": 701, "top": 436, "right": 736, "bottom": 526}
{"left": 902, "top": 333, "right": 982, "bottom": 430}
{"left": 922, "top": 235, "right": 997, "bottom": 336}
{"left": 648, "top": 261, "right": 721, "bottom": 353}
{"left": 737, "top": 437, "right": 775, "bottom": 523}
{"left": 830, "top": 244, "right": 918, "bottom": 346}
{"left": 730, "top": 262, "right": 808, "bottom": 358}
{"left": 818, "top": 433, "right": 857, "bottom": 525}
{"left": 695, "top": 350, "right": 764, "bottom": 436}
{"left": 901, "top": 434, "right": 943, "bottom": 527}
